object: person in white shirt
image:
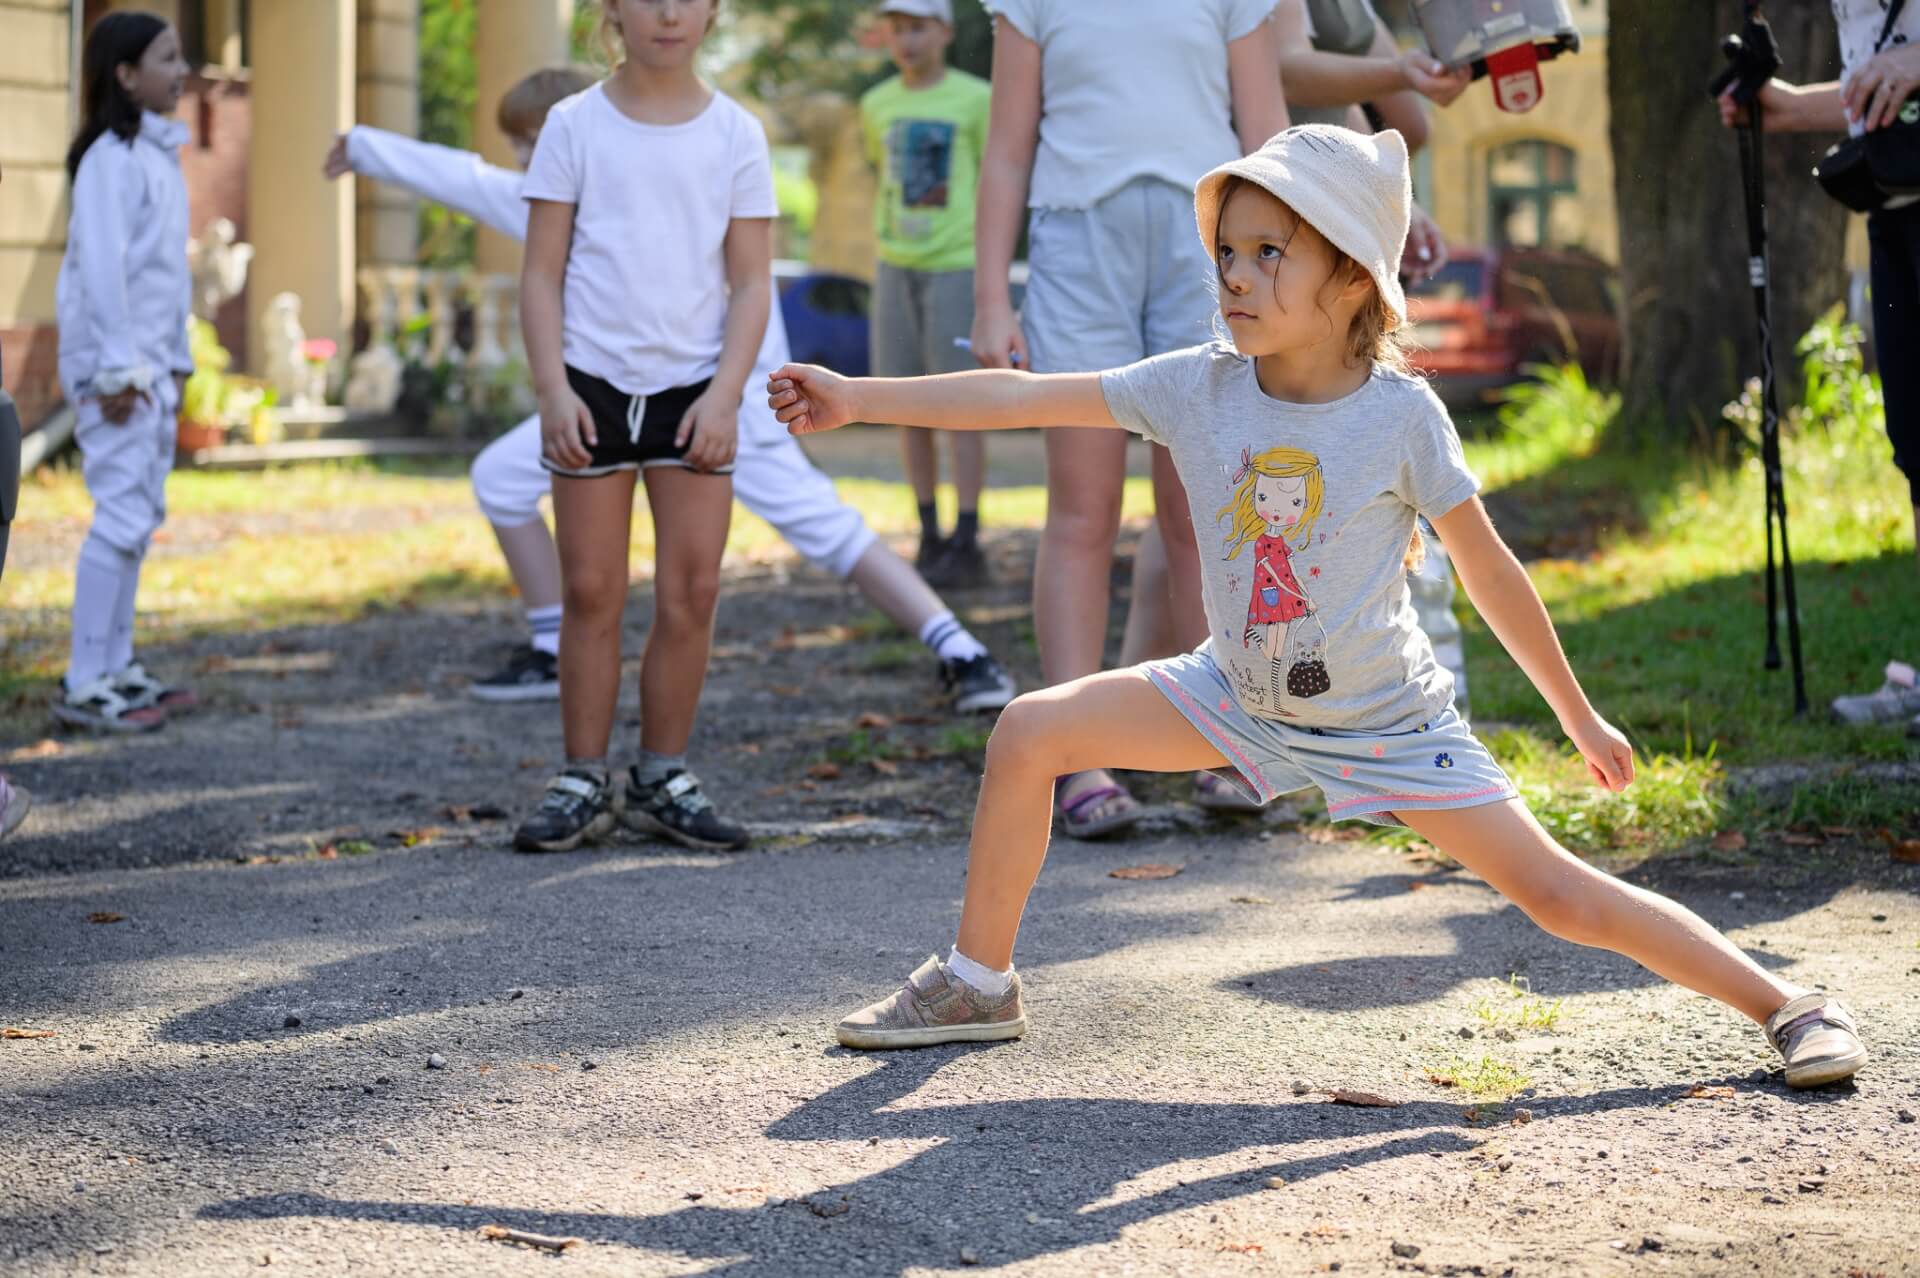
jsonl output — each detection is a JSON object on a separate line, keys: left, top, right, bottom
{"left": 54, "top": 11, "right": 199, "bottom": 733}
{"left": 512, "top": 0, "right": 769, "bottom": 854}
{"left": 971, "top": 0, "right": 1289, "bottom": 836}
{"left": 324, "top": 69, "right": 1015, "bottom": 717}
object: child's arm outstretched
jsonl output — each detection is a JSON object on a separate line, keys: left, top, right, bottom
{"left": 323, "top": 127, "right": 528, "bottom": 239}
{"left": 1432, "top": 497, "right": 1635, "bottom": 793}
{"left": 767, "top": 364, "right": 1116, "bottom": 438}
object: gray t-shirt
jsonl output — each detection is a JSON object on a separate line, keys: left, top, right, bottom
{"left": 1101, "top": 342, "right": 1479, "bottom": 732}
{"left": 982, "top": 0, "right": 1279, "bottom": 209}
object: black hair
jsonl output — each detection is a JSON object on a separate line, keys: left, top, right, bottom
{"left": 66, "top": 11, "right": 170, "bottom": 183}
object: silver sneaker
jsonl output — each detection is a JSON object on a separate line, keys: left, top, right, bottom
{"left": 836, "top": 955, "right": 1026, "bottom": 1050}
{"left": 1764, "top": 993, "right": 1867, "bottom": 1089}
{"left": 1830, "top": 662, "right": 1920, "bottom": 725}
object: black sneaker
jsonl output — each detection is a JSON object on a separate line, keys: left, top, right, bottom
{"left": 942, "top": 653, "right": 1016, "bottom": 714}
{"left": 514, "top": 768, "right": 617, "bottom": 853}
{"left": 926, "top": 538, "right": 989, "bottom": 589}
{"left": 915, "top": 534, "right": 947, "bottom": 573}
{"left": 622, "top": 767, "right": 750, "bottom": 851}
{"left": 470, "top": 645, "right": 561, "bottom": 702}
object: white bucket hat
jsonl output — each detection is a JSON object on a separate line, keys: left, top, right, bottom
{"left": 1193, "top": 125, "right": 1413, "bottom": 328}
{"left": 877, "top": 0, "right": 954, "bottom": 22}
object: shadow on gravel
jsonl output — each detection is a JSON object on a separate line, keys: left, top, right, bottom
{"left": 199, "top": 1051, "right": 1746, "bottom": 1274}
{"left": 1234, "top": 870, "right": 1821, "bottom": 1013}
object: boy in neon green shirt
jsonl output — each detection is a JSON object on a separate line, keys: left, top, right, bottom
{"left": 860, "top": 0, "right": 993, "bottom": 585}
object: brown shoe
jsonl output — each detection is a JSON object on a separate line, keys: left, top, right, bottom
{"left": 836, "top": 955, "right": 1026, "bottom": 1050}
{"left": 1764, "top": 993, "right": 1867, "bottom": 1089}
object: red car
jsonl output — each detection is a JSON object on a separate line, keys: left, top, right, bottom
{"left": 1404, "top": 247, "right": 1622, "bottom": 405}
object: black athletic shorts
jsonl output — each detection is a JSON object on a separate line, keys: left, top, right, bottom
{"left": 542, "top": 367, "right": 730, "bottom": 478}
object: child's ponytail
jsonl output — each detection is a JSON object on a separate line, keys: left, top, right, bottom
{"left": 65, "top": 11, "right": 170, "bottom": 182}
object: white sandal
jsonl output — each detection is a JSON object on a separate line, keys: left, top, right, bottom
{"left": 52, "top": 674, "right": 167, "bottom": 734}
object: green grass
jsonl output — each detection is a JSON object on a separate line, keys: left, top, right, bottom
{"left": 1426, "top": 1054, "right": 1531, "bottom": 1102}
{"left": 1470, "top": 974, "right": 1567, "bottom": 1033}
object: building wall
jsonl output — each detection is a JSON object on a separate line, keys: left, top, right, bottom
{"left": 1420, "top": 35, "right": 1617, "bottom": 262}
{"left": 0, "top": 0, "right": 76, "bottom": 427}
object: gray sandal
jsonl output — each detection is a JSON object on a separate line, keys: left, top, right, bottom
{"left": 1764, "top": 993, "right": 1867, "bottom": 1089}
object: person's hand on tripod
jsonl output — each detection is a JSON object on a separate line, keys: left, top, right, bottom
{"left": 1842, "top": 41, "right": 1920, "bottom": 131}
{"left": 1717, "top": 78, "right": 1795, "bottom": 130}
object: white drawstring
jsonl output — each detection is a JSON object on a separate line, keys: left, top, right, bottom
{"left": 626, "top": 394, "right": 646, "bottom": 445}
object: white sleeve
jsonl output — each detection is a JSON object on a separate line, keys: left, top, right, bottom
{"left": 730, "top": 114, "right": 778, "bottom": 220}
{"left": 346, "top": 126, "right": 529, "bottom": 240}
{"left": 519, "top": 106, "right": 580, "bottom": 205}
{"left": 68, "top": 142, "right": 150, "bottom": 393}
{"left": 1226, "top": 0, "right": 1280, "bottom": 41}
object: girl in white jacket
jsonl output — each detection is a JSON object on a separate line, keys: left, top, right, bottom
{"left": 55, "top": 11, "right": 196, "bottom": 732}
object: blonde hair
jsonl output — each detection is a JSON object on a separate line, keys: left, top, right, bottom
{"left": 1211, "top": 176, "right": 1412, "bottom": 377}
{"left": 1217, "top": 447, "right": 1326, "bottom": 560}
{"left": 598, "top": 0, "right": 722, "bottom": 64}
{"left": 496, "top": 66, "right": 598, "bottom": 139}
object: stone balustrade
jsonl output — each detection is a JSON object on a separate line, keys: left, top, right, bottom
{"left": 344, "top": 266, "right": 525, "bottom": 414}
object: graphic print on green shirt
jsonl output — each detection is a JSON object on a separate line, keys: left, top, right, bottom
{"left": 860, "top": 69, "right": 990, "bottom": 272}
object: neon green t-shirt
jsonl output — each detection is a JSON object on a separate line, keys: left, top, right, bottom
{"left": 859, "top": 69, "right": 990, "bottom": 273}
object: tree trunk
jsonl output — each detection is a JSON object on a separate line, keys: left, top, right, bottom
{"left": 1609, "top": 1, "right": 1848, "bottom": 434}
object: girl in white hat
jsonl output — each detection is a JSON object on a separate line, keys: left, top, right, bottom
{"left": 767, "top": 125, "right": 1868, "bottom": 1090}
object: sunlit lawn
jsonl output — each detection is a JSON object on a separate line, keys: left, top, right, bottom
{"left": 6, "top": 372, "right": 1915, "bottom": 838}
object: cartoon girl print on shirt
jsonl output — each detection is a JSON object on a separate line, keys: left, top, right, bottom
{"left": 1217, "top": 446, "right": 1327, "bottom": 704}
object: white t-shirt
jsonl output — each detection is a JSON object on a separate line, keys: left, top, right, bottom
{"left": 982, "top": 0, "right": 1279, "bottom": 209}
{"left": 1833, "top": 0, "right": 1919, "bottom": 137}
{"left": 521, "top": 84, "right": 778, "bottom": 395}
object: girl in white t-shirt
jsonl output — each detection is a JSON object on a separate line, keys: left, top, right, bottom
{"left": 973, "top": 0, "right": 1290, "bottom": 838}
{"left": 770, "top": 126, "right": 1868, "bottom": 1091}
{"left": 514, "top": 0, "right": 775, "bottom": 853}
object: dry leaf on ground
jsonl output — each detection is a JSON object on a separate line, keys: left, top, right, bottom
{"left": 1109, "top": 864, "right": 1182, "bottom": 881}
{"left": 1711, "top": 830, "right": 1748, "bottom": 852}
{"left": 1324, "top": 1089, "right": 1402, "bottom": 1108}
{"left": 2, "top": 1027, "right": 57, "bottom": 1039}
{"left": 9, "top": 739, "right": 62, "bottom": 761}
{"left": 1891, "top": 840, "right": 1920, "bottom": 865}
{"left": 854, "top": 711, "right": 892, "bottom": 730}
{"left": 806, "top": 762, "right": 842, "bottom": 781}
{"left": 1685, "top": 1084, "right": 1735, "bottom": 1100}
{"left": 868, "top": 758, "right": 900, "bottom": 777}
{"left": 86, "top": 912, "right": 125, "bottom": 924}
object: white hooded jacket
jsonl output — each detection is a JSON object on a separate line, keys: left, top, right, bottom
{"left": 56, "top": 111, "right": 194, "bottom": 398}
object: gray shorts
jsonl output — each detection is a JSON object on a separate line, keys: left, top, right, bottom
{"left": 1143, "top": 646, "right": 1516, "bottom": 828}
{"left": 870, "top": 262, "right": 977, "bottom": 379}
{"left": 1022, "top": 177, "right": 1219, "bottom": 374}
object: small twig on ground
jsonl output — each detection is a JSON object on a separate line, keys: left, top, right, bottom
{"left": 478, "top": 1225, "right": 582, "bottom": 1252}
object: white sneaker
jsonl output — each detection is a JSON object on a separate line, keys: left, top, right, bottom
{"left": 52, "top": 674, "right": 167, "bottom": 733}
{"left": 1830, "top": 660, "right": 1920, "bottom": 725}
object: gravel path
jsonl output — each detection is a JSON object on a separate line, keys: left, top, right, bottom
{"left": 2, "top": 517, "right": 1917, "bottom": 1275}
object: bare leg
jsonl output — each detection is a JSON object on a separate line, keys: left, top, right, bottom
{"left": 955, "top": 670, "right": 1230, "bottom": 968}
{"left": 552, "top": 472, "right": 637, "bottom": 761}
{"left": 1034, "top": 428, "right": 1133, "bottom": 817}
{"left": 951, "top": 431, "right": 986, "bottom": 521}
{"left": 1118, "top": 520, "right": 1178, "bottom": 668}
{"left": 1403, "top": 800, "right": 1801, "bottom": 1023}
{"left": 636, "top": 466, "right": 732, "bottom": 756}
{"left": 490, "top": 517, "right": 564, "bottom": 612}
{"left": 1150, "top": 442, "right": 1209, "bottom": 653}
{"left": 901, "top": 427, "right": 939, "bottom": 507}
{"left": 846, "top": 539, "right": 949, "bottom": 636}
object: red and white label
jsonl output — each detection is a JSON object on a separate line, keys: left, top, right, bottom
{"left": 1486, "top": 43, "right": 1543, "bottom": 113}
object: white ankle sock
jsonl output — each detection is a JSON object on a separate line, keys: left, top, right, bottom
{"left": 527, "top": 604, "right": 563, "bottom": 657}
{"left": 946, "top": 947, "right": 1013, "bottom": 997}
{"left": 918, "top": 612, "right": 988, "bottom": 664}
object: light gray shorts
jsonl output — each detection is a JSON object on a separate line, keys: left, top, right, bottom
{"left": 1143, "top": 647, "right": 1516, "bottom": 828}
{"left": 1022, "top": 177, "right": 1219, "bottom": 374}
{"left": 870, "top": 262, "right": 978, "bottom": 379}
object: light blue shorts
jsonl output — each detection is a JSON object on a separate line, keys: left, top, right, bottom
{"left": 1143, "top": 649, "right": 1516, "bottom": 828}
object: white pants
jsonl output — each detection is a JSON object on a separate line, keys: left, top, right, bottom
{"left": 470, "top": 390, "right": 876, "bottom": 580}
{"left": 75, "top": 379, "right": 176, "bottom": 555}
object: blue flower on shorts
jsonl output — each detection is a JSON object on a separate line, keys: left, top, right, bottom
{"left": 1434, "top": 752, "right": 1455, "bottom": 769}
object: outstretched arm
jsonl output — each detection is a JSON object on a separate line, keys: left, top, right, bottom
{"left": 1432, "top": 496, "right": 1634, "bottom": 791}
{"left": 767, "top": 365, "right": 1116, "bottom": 437}
{"left": 326, "top": 126, "right": 530, "bottom": 239}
